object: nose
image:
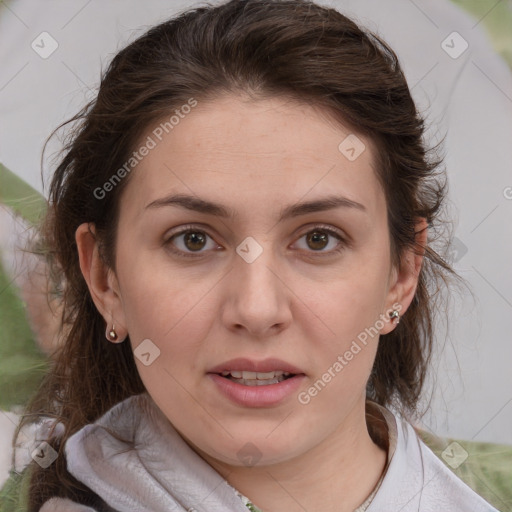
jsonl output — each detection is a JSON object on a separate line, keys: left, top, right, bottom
{"left": 220, "top": 243, "right": 293, "bottom": 339}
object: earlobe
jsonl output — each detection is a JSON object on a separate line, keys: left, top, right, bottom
{"left": 75, "top": 222, "right": 128, "bottom": 341}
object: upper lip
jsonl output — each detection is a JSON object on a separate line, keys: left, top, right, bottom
{"left": 207, "top": 358, "right": 304, "bottom": 375}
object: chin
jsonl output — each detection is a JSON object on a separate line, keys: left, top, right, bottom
{"left": 193, "top": 428, "right": 309, "bottom": 468}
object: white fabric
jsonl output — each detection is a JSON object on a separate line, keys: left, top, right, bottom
{"left": 40, "top": 497, "right": 97, "bottom": 511}
{"left": 365, "top": 406, "right": 498, "bottom": 511}
{"left": 63, "top": 393, "right": 248, "bottom": 512}
{"left": 40, "top": 393, "right": 498, "bottom": 511}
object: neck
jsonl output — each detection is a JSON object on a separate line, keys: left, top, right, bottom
{"left": 200, "top": 399, "right": 387, "bottom": 512}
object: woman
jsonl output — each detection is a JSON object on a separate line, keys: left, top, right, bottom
{"left": 11, "top": 0, "right": 499, "bottom": 510}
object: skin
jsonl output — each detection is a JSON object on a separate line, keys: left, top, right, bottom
{"left": 76, "top": 94, "right": 426, "bottom": 512}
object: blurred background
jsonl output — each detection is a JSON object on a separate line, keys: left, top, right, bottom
{"left": 0, "top": 0, "right": 511, "bottom": 500}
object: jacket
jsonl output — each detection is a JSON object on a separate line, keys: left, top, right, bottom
{"left": 19, "top": 393, "right": 501, "bottom": 511}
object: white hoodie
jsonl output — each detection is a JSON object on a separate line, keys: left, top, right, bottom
{"left": 40, "top": 393, "right": 499, "bottom": 512}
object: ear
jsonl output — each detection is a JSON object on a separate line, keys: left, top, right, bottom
{"left": 380, "top": 217, "right": 428, "bottom": 335}
{"left": 75, "top": 222, "right": 128, "bottom": 341}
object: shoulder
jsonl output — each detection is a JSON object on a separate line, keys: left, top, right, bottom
{"left": 1, "top": 449, "right": 118, "bottom": 512}
{"left": 411, "top": 429, "right": 499, "bottom": 511}
{"left": 416, "top": 427, "right": 512, "bottom": 510}
{"left": 367, "top": 407, "right": 500, "bottom": 512}
{"left": 0, "top": 417, "right": 119, "bottom": 512}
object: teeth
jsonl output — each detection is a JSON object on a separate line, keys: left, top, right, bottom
{"left": 220, "top": 370, "right": 290, "bottom": 379}
{"left": 230, "top": 375, "right": 286, "bottom": 386}
{"left": 219, "top": 370, "right": 293, "bottom": 385}
{"left": 255, "top": 371, "right": 275, "bottom": 379}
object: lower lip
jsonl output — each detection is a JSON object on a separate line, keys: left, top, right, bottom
{"left": 208, "top": 373, "right": 305, "bottom": 407}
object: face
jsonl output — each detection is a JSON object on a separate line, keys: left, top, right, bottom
{"left": 79, "top": 94, "right": 420, "bottom": 469}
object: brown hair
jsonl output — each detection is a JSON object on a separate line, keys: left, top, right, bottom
{"left": 18, "top": 0, "right": 457, "bottom": 506}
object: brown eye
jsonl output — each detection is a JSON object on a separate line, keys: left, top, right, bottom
{"left": 164, "top": 227, "right": 219, "bottom": 258}
{"left": 294, "top": 225, "right": 346, "bottom": 256}
{"left": 306, "top": 231, "right": 329, "bottom": 251}
{"left": 183, "top": 231, "right": 207, "bottom": 251}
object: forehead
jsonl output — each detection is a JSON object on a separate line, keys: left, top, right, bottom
{"left": 121, "top": 95, "right": 385, "bottom": 220}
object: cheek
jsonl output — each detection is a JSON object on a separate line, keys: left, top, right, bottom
{"left": 295, "top": 285, "right": 384, "bottom": 424}
{"left": 309, "top": 258, "right": 391, "bottom": 343}
{"left": 300, "top": 252, "right": 391, "bottom": 387}
{"left": 116, "top": 252, "right": 216, "bottom": 370}
{"left": 118, "top": 265, "right": 215, "bottom": 418}
{"left": 117, "top": 231, "right": 197, "bottom": 322}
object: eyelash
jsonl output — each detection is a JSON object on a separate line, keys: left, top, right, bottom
{"left": 163, "top": 223, "right": 347, "bottom": 259}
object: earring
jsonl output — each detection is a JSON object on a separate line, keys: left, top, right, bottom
{"left": 106, "top": 323, "right": 119, "bottom": 342}
{"left": 106, "top": 314, "right": 127, "bottom": 343}
{"left": 106, "top": 323, "right": 127, "bottom": 343}
{"left": 389, "top": 310, "right": 400, "bottom": 325}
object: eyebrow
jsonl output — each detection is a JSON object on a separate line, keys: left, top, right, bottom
{"left": 145, "top": 193, "right": 366, "bottom": 221}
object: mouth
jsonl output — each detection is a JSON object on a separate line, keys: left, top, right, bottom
{"left": 217, "top": 370, "right": 296, "bottom": 386}
{"left": 207, "top": 358, "right": 305, "bottom": 406}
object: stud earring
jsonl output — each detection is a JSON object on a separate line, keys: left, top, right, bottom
{"left": 106, "top": 322, "right": 126, "bottom": 343}
{"left": 389, "top": 310, "right": 400, "bottom": 325}
{"left": 106, "top": 323, "right": 119, "bottom": 342}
